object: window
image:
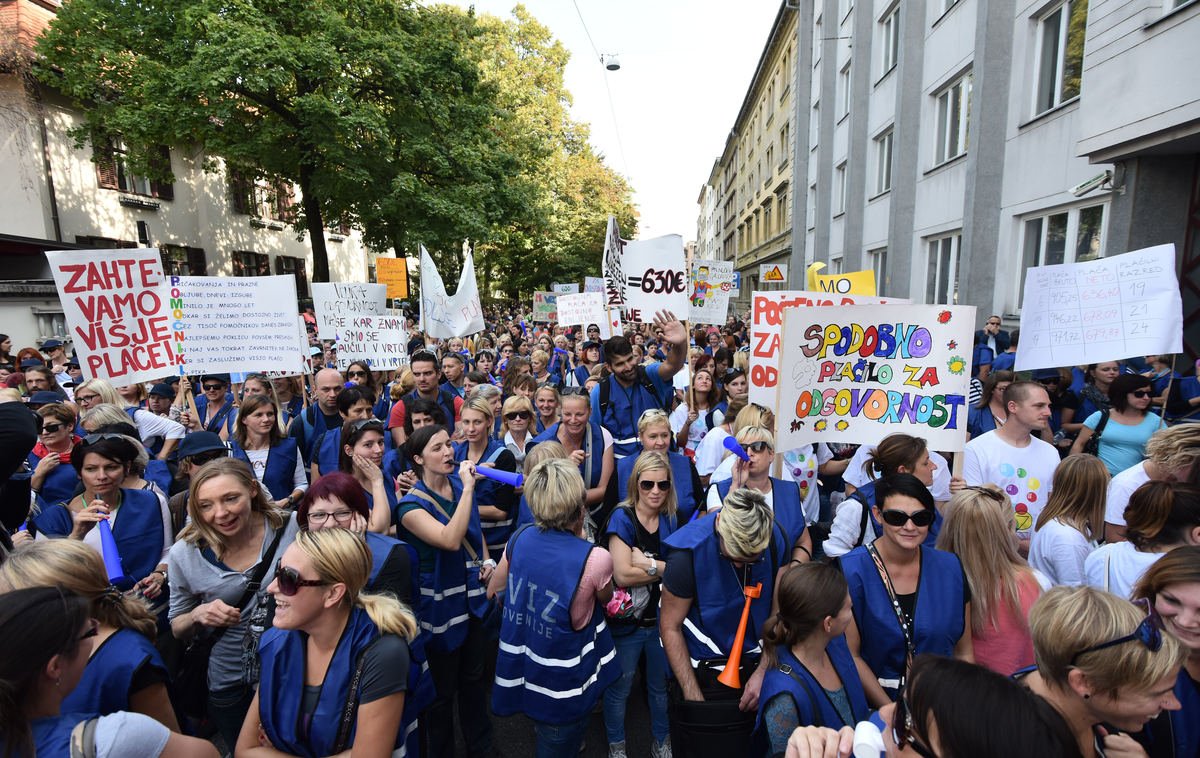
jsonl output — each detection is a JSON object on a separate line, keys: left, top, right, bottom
{"left": 75, "top": 235, "right": 136, "bottom": 249}
{"left": 778, "top": 191, "right": 789, "bottom": 229}
{"left": 768, "top": 79, "right": 776, "bottom": 118}
{"left": 95, "top": 138, "right": 173, "bottom": 200}
{"left": 840, "top": 0, "right": 853, "bottom": 21}
{"left": 276, "top": 255, "right": 309, "bottom": 299}
{"left": 764, "top": 202, "right": 773, "bottom": 238}
{"left": 1019, "top": 204, "right": 1105, "bottom": 307}
{"left": 159, "top": 245, "right": 207, "bottom": 276}
{"left": 835, "top": 163, "right": 848, "bottom": 215}
{"left": 831, "top": 257, "right": 844, "bottom": 274}
{"left": 739, "top": 224, "right": 746, "bottom": 254}
{"left": 811, "top": 102, "right": 820, "bottom": 140}
{"left": 814, "top": 20, "right": 823, "bottom": 66}
{"left": 779, "top": 125, "right": 790, "bottom": 168}
{"left": 754, "top": 212, "right": 761, "bottom": 246}
{"left": 871, "top": 248, "right": 889, "bottom": 295}
{"left": 876, "top": 129, "right": 894, "bottom": 195}
{"left": 809, "top": 184, "right": 818, "bottom": 229}
{"left": 747, "top": 176, "right": 754, "bottom": 204}
{"left": 926, "top": 234, "right": 962, "bottom": 304}
{"left": 232, "top": 251, "right": 269, "bottom": 277}
{"left": 935, "top": 74, "right": 972, "bottom": 164}
{"left": 765, "top": 147, "right": 774, "bottom": 178}
{"left": 881, "top": 8, "right": 900, "bottom": 76}
{"left": 1035, "top": 0, "right": 1086, "bottom": 115}
{"left": 839, "top": 62, "right": 852, "bottom": 117}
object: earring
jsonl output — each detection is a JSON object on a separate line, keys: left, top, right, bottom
{"left": 1083, "top": 694, "right": 1090, "bottom": 699}
{"left": 55, "top": 678, "right": 60, "bottom": 687}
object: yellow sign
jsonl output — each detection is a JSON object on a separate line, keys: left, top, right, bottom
{"left": 806, "top": 262, "right": 876, "bottom": 296}
{"left": 376, "top": 257, "right": 409, "bottom": 300}
{"left": 760, "top": 264, "right": 788, "bottom": 282}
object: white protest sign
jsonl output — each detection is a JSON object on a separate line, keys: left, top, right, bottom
{"left": 689, "top": 259, "right": 734, "bottom": 325}
{"left": 171, "top": 275, "right": 306, "bottom": 375}
{"left": 584, "top": 277, "right": 604, "bottom": 294}
{"left": 601, "top": 215, "right": 626, "bottom": 315}
{"left": 552, "top": 282, "right": 580, "bottom": 294}
{"left": 312, "top": 282, "right": 387, "bottom": 341}
{"left": 749, "top": 290, "right": 912, "bottom": 407}
{"left": 776, "top": 304, "right": 975, "bottom": 453}
{"left": 619, "top": 234, "right": 688, "bottom": 323}
{"left": 1015, "top": 245, "right": 1183, "bottom": 371}
{"left": 47, "top": 248, "right": 178, "bottom": 385}
{"left": 312, "top": 282, "right": 408, "bottom": 371}
{"left": 420, "top": 245, "right": 485, "bottom": 338}
{"left": 557, "top": 292, "right": 607, "bottom": 328}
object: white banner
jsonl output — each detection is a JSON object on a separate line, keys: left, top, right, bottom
{"left": 689, "top": 259, "right": 734, "bottom": 325}
{"left": 1014, "top": 244, "right": 1183, "bottom": 371}
{"left": 557, "top": 292, "right": 607, "bottom": 328}
{"left": 619, "top": 234, "right": 688, "bottom": 322}
{"left": 584, "top": 276, "right": 605, "bottom": 294}
{"left": 420, "top": 245, "right": 485, "bottom": 338}
{"left": 552, "top": 282, "right": 580, "bottom": 294}
{"left": 601, "top": 216, "right": 626, "bottom": 315}
{"left": 313, "top": 282, "right": 408, "bottom": 371}
{"left": 312, "top": 282, "right": 388, "bottom": 340}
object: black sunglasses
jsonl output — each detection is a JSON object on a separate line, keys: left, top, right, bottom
{"left": 894, "top": 688, "right": 940, "bottom": 758}
{"left": 1037, "top": 377, "right": 1061, "bottom": 385}
{"left": 40, "top": 422, "right": 65, "bottom": 434}
{"left": 202, "top": 384, "right": 225, "bottom": 391}
{"left": 505, "top": 411, "right": 531, "bottom": 421}
{"left": 880, "top": 508, "right": 937, "bottom": 528}
{"left": 744, "top": 440, "right": 772, "bottom": 454}
{"left": 274, "top": 560, "right": 327, "bottom": 596}
{"left": 561, "top": 386, "right": 588, "bottom": 396}
{"left": 962, "top": 485, "right": 1004, "bottom": 503}
{"left": 350, "top": 418, "right": 383, "bottom": 432}
{"left": 1131, "top": 390, "right": 1152, "bottom": 399}
{"left": 347, "top": 370, "right": 367, "bottom": 378}
{"left": 82, "top": 433, "right": 125, "bottom": 445}
{"left": 638, "top": 479, "right": 672, "bottom": 492}
{"left": 187, "top": 450, "right": 228, "bottom": 466}
{"left": 1070, "top": 598, "right": 1164, "bottom": 665}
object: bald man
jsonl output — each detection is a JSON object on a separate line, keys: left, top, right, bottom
{"left": 288, "top": 368, "right": 346, "bottom": 466}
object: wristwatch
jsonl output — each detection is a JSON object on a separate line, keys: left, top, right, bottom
{"left": 646, "top": 560, "right": 658, "bottom": 576}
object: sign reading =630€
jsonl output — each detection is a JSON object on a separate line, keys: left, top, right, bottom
{"left": 628, "top": 268, "right": 686, "bottom": 295}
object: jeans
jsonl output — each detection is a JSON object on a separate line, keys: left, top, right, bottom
{"left": 208, "top": 683, "right": 255, "bottom": 752}
{"left": 425, "top": 615, "right": 493, "bottom": 758}
{"left": 535, "top": 713, "right": 592, "bottom": 758}
{"left": 603, "top": 626, "right": 670, "bottom": 744}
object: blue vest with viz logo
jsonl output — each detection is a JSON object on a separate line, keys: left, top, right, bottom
{"left": 839, "top": 545, "right": 964, "bottom": 699}
{"left": 454, "top": 439, "right": 515, "bottom": 547}
{"left": 616, "top": 450, "right": 699, "bottom": 519}
{"left": 27, "top": 449, "right": 80, "bottom": 506}
{"left": 716, "top": 477, "right": 806, "bottom": 551}
{"left": 230, "top": 438, "right": 299, "bottom": 503}
{"left": 532, "top": 422, "right": 606, "bottom": 489}
{"left": 257, "top": 607, "right": 424, "bottom": 758}
{"left": 754, "top": 639, "right": 869, "bottom": 736}
{"left": 492, "top": 526, "right": 619, "bottom": 724}
{"left": 662, "top": 512, "right": 784, "bottom": 667}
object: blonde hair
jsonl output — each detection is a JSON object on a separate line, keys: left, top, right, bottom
{"left": 80, "top": 403, "right": 132, "bottom": 431}
{"left": 1029, "top": 585, "right": 1187, "bottom": 696}
{"left": 717, "top": 488, "right": 775, "bottom": 560}
{"left": 936, "top": 484, "right": 1038, "bottom": 632}
{"left": 524, "top": 440, "right": 567, "bottom": 476}
{"left": 500, "top": 395, "right": 535, "bottom": 437}
{"left": 531, "top": 350, "right": 550, "bottom": 370}
{"left": 468, "top": 383, "right": 501, "bottom": 406}
{"left": 732, "top": 403, "right": 774, "bottom": 436}
{"left": 1036, "top": 454, "right": 1109, "bottom": 538}
{"left": 295, "top": 529, "right": 418, "bottom": 640}
{"left": 733, "top": 351, "right": 749, "bottom": 373}
{"left": 526, "top": 458, "right": 586, "bottom": 532}
{"left": 180, "top": 457, "right": 285, "bottom": 558}
{"left": 389, "top": 369, "right": 415, "bottom": 402}
{"left": 637, "top": 408, "right": 672, "bottom": 436}
{"left": 620, "top": 451, "right": 678, "bottom": 518}
{"left": 75, "top": 378, "right": 125, "bottom": 406}
{"left": 1, "top": 540, "right": 157, "bottom": 642}
{"left": 0, "top": 388, "right": 22, "bottom": 403}
{"left": 1145, "top": 425, "right": 1200, "bottom": 477}
{"left": 460, "top": 395, "right": 494, "bottom": 424}
{"left": 735, "top": 425, "right": 776, "bottom": 451}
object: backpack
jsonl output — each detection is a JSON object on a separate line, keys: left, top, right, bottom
{"left": 598, "top": 365, "right": 670, "bottom": 424}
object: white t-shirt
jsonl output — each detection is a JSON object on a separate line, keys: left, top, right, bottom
{"left": 1084, "top": 541, "right": 1164, "bottom": 600}
{"left": 844, "top": 446, "right": 952, "bottom": 501}
{"left": 669, "top": 403, "right": 724, "bottom": 453}
{"left": 242, "top": 447, "right": 309, "bottom": 501}
{"left": 1028, "top": 519, "right": 1094, "bottom": 587}
{"left": 963, "top": 431, "right": 1059, "bottom": 538}
{"left": 94, "top": 711, "right": 171, "bottom": 758}
{"left": 708, "top": 444, "right": 832, "bottom": 524}
{"left": 1105, "top": 462, "right": 1153, "bottom": 527}
{"left": 693, "top": 426, "right": 731, "bottom": 477}
{"left": 130, "top": 407, "right": 186, "bottom": 442}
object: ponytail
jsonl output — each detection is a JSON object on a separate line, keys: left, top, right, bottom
{"left": 355, "top": 592, "right": 419, "bottom": 641}
{"left": 760, "top": 563, "right": 848, "bottom": 669}
{"left": 1126, "top": 482, "right": 1200, "bottom": 550}
{"left": 864, "top": 434, "right": 928, "bottom": 480}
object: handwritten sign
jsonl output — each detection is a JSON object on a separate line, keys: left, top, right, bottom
{"left": 557, "top": 292, "right": 606, "bottom": 328}
{"left": 1014, "top": 245, "right": 1183, "bottom": 371}
{"left": 620, "top": 234, "right": 688, "bottom": 323}
{"left": 532, "top": 292, "right": 558, "bottom": 322}
{"left": 807, "top": 262, "right": 877, "bottom": 295}
{"left": 690, "top": 259, "right": 734, "bottom": 325}
{"left": 552, "top": 282, "right": 579, "bottom": 294}
{"left": 601, "top": 215, "right": 626, "bottom": 315}
{"left": 375, "top": 257, "right": 409, "bottom": 300}
{"left": 584, "top": 277, "right": 604, "bottom": 294}
{"left": 312, "top": 283, "right": 387, "bottom": 340}
{"left": 776, "top": 304, "right": 975, "bottom": 452}
{"left": 419, "top": 244, "right": 484, "bottom": 338}
{"left": 749, "top": 291, "right": 912, "bottom": 407}
{"left": 312, "top": 282, "right": 407, "bottom": 370}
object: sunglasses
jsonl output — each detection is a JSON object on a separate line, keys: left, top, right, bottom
{"left": 273, "top": 561, "right": 327, "bottom": 596}
{"left": 1037, "top": 377, "right": 1061, "bottom": 385}
{"left": 188, "top": 450, "right": 228, "bottom": 466}
{"left": 1131, "top": 390, "right": 1152, "bottom": 398}
{"left": 893, "top": 688, "right": 940, "bottom": 758}
{"left": 307, "top": 509, "right": 354, "bottom": 525}
{"left": 744, "top": 440, "right": 772, "bottom": 454}
{"left": 82, "top": 433, "right": 125, "bottom": 445}
{"left": 505, "top": 411, "right": 531, "bottom": 421}
{"left": 880, "top": 508, "right": 937, "bottom": 528}
{"left": 40, "top": 422, "right": 65, "bottom": 434}
{"left": 350, "top": 418, "right": 383, "bottom": 432}
{"left": 78, "top": 618, "right": 100, "bottom": 642}
{"left": 962, "top": 485, "right": 1004, "bottom": 503}
{"left": 347, "top": 371, "right": 367, "bottom": 379}
{"left": 561, "top": 386, "right": 588, "bottom": 396}
{"left": 638, "top": 478, "right": 672, "bottom": 492}
{"left": 202, "top": 384, "right": 225, "bottom": 391}
{"left": 1070, "top": 597, "right": 1164, "bottom": 665}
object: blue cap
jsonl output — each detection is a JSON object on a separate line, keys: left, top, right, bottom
{"left": 27, "top": 391, "right": 62, "bottom": 405}
{"left": 1031, "top": 368, "right": 1062, "bottom": 381}
{"left": 42, "top": 339, "right": 63, "bottom": 349}
{"left": 310, "top": 346, "right": 323, "bottom": 356}
{"left": 20, "top": 359, "right": 43, "bottom": 369}
{"left": 149, "top": 383, "right": 175, "bottom": 399}
{"left": 178, "top": 432, "right": 229, "bottom": 459}
{"left": 199, "top": 373, "right": 231, "bottom": 386}
{"left": 66, "top": 352, "right": 80, "bottom": 366}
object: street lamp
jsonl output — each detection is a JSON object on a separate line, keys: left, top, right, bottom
{"left": 601, "top": 54, "right": 621, "bottom": 71}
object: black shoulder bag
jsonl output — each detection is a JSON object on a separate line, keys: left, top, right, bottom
{"left": 1083, "top": 410, "right": 1110, "bottom": 457}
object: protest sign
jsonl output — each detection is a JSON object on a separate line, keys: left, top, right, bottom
{"left": 601, "top": 215, "right": 626, "bottom": 314}
{"left": 749, "top": 291, "right": 912, "bottom": 407}
{"left": 313, "top": 282, "right": 409, "bottom": 370}
{"left": 775, "top": 304, "right": 975, "bottom": 453}
{"left": 375, "top": 257, "right": 409, "bottom": 300}
{"left": 689, "top": 259, "right": 734, "bottom": 324}
{"left": 556, "top": 292, "right": 606, "bottom": 328}
{"left": 584, "top": 277, "right": 605, "bottom": 293}
{"left": 171, "top": 275, "right": 306, "bottom": 376}
{"left": 807, "top": 262, "right": 877, "bottom": 295}
{"left": 619, "top": 234, "right": 688, "bottom": 322}
{"left": 312, "top": 283, "right": 387, "bottom": 340}
{"left": 532, "top": 292, "right": 558, "bottom": 322}
{"left": 47, "top": 248, "right": 177, "bottom": 385}
{"left": 552, "top": 283, "right": 580, "bottom": 294}
{"left": 419, "top": 244, "right": 485, "bottom": 338}
{"left": 760, "top": 263, "right": 788, "bottom": 283}
{"left": 1014, "top": 245, "right": 1184, "bottom": 371}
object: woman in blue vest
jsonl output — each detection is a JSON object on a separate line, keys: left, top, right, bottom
{"left": 569, "top": 341, "right": 602, "bottom": 387}
{"left": 838, "top": 473, "right": 973, "bottom": 707}
{"left": 312, "top": 385, "right": 380, "bottom": 481}
{"left": 455, "top": 396, "right": 518, "bottom": 552}
{"left": 608, "top": 409, "right": 702, "bottom": 523}
{"left": 28, "top": 401, "right": 82, "bottom": 507}
{"left": 393, "top": 425, "right": 496, "bottom": 758}
{"left": 335, "top": 418, "right": 395, "bottom": 535}
{"left": 1133, "top": 547, "right": 1200, "bottom": 758}
{"left": 271, "top": 375, "right": 305, "bottom": 427}
{"left": 754, "top": 563, "right": 869, "bottom": 756}
{"left": 1, "top": 540, "right": 187, "bottom": 733}
{"left": 601, "top": 451, "right": 678, "bottom": 758}
{"left": 968, "top": 370, "right": 1015, "bottom": 441}
{"left": 489, "top": 458, "right": 620, "bottom": 758}
{"left": 229, "top": 394, "right": 307, "bottom": 508}
{"left": 707, "top": 427, "right": 814, "bottom": 562}
{"left": 501, "top": 395, "right": 536, "bottom": 468}
{"left": 237, "top": 528, "right": 427, "bottom": 758}
{"left": 531, "top": 391, "right": 614, "bottom": 517}
{"left": 0, "top": 587, "right": 218, "bottom": 758}
{"left": 533, "top": 383, "right": 561, "bottom": 435}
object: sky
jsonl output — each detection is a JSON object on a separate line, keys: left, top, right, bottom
{"left": 441, "top": 0, "right": 785, "bottom": 242}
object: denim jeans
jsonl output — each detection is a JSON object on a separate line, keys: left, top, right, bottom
{"left": 208, "top": 682, "right": 255, "bottom": 752}
{"left": 535, "top": 713, "right": 592, "bottom": 758}
{"left": 603, "top": 625, "right": 670, "bottom": 744}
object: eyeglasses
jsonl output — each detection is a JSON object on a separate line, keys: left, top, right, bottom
{"left": 505, "top": 411, "right": 531, "bottom": 421}
{"left": 1070, "top": 598, "right": 1164, "bottom": 665}
{"left": 82, "top": 433, "right": 125, "bottom": 445}
{"left": 561, "top": 386, "right": 588, "bottom": 396}
{"left": 74, "top": 393, "right": 100, "bottom": 404}
{"left": 638, "top": 479, "right": 672, "bottom": 492}
{"left": 307, "top": 509, "right": 355, "bottom": 525}
{"left": 347, "top": 371, "right": 367, "bottom": 379}
{"left": 880, "top": 509, "right": 937, "bottom": 528}
{"left": 893, "top": 688, "right": 940, "bottom": 758}
{"left": 1131, "top": 390, "right": 1152, "bottom": 399}
{"left": 350, "top": 418, "right": 383, "bottom": 432}
{"left": 78, "top": 618, "right": 100, "bottom": 642}
{"left": 1037, "top": 377, "right": 1061, "bottom": 385}
{"left": 40, "top": 422, "right": 65, "bottom": 434}
{"left": 202, "top": 384, "right": 225, "bottom": 391}
{"left": 962, "top": 485, "right": 1004, "bottom": 503}
{"left": 273, "top": 561, "right": 328, "bottom": 596}
{"left": 744, "top": 440, "right": 772, "bottom": 454}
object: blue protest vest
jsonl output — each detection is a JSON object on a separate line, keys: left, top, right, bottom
{"left": 441, "top": 380, "right": 466, "bottom": 400}
{"left": 373, "top": 393, "right": 392, "bottom": 422}
{"left": 967, "top": 406, "right": 1000, "bottom": 439}
{"left": 363, "top": 478, "right": 399, "bottom": 517}
{"left": 27, "top": 449, "right": 80, "bottom": 505}
{"left": 705, "top": 401, "right": 729, "bottom": 430}
{"left": 295, "top": 406, "right": 334, "bottom": 464}
{"left": 855, "top": 480, "right": 943, "bottom": 549}
{"left": 313, "top": 428, "right": 344, "bottom": 478}
{"left": 407, "top": 389, "right": 457, "bottom": 435}
{"left": 30, "top": 501, "right": 74, "bottom": 536}
{"left": 383, "top": 447, "right": 411, "bottom": 483}
{"left": 1163, "top": 668, "right": 1200, "bottom": 758}
{"left": 662, "top": 512, "right": 784, "bottom": 666}
{"left": 532, "top": 422, "right": 606, "bottom": 489}
{"left": 839, "top": 545, "right": 964, "bottom": 698}
{"left": 62, "top": 628, "right": 187, "bottom": 729}
{"left": 143, "top": 459, "right": 172, "bottom": 495}
{"left": 395, "top": 475, "right": 488, "bottom": 653}
{"left": 110, "top": 489, "right": 167, "bottom": 591}
{"left": 716, "top": 477, "right": 806, "bottom": 551}
{"left": 595, "top": 368, "right": 668, "bottom": 458}
{"left": 573, "top": 365, "right": 591, "bottom": 386}
{"left": 230, "top": 438, "right": 300, "bottom": 503}
{"left": 754, "top": 639, "right": 869, "bottom": 736}
{"left": 194, "top": 396, "right": 236, "bottom": 434}
{"left": 454, "top": 439, "right": 515, "bottom": 547}
{"left": 257, "top": 607, "right": 423, "bottom": 758}
{"left": 615, "top": 451, "right": 699, "bottom": 519}
{"left": 492, "top": 527, "right": 619, "bottom": 724}
{"left": 605, "top": 507, "right": 676, "bottom": 559}
{"left": 282, "top": 395, "right": 304, "bottom": 426}
{"left": 5, "top": 713, "right": 94, "bottom": 758}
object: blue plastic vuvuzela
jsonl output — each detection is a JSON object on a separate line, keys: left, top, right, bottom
{"left": 97, "top": 520, "right": 126, "bottom": 584}
{"left": 476, "top": 467, "right": 524, "bottom": 488}
{"left": 723, "top": 436, "right": 750, "bottom": 462}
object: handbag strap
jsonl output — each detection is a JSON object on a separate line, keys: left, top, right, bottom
{"left": 865, "top": 543, "right": 916, "bottom": 686}
{"left": 777, "top": 663, "right": 824, "bottom": 728}
{"left": 205, "top": 523, "right": 288, "bottom": 647}
{"left": 1094, "top": 410, "right": 1110, "bottom": 440}
{"left": 332, "top": 636, "right": 381, "bottom": 754}
{"left": 409, "top": 488, "right": 478, "bottom": 562}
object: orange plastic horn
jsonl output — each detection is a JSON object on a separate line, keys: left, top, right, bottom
{"left": 717, "top": 582, "right": 763, "bottom": 689}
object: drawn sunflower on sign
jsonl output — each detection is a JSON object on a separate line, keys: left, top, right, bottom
{"left": 937, "top": 310, "right": 952, "bottom": 323}
{"left": 814, "top": 419, "right": 828, "bottom": 432}
{"left": 835, "top": 420, "right": 850, "bottom": 431}
{"left": 947, "top": 356, "right": 967, "bottom": 375}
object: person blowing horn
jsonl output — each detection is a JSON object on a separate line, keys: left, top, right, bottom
{"left": 659, "top": 488, "right": 790, "bottom": 758}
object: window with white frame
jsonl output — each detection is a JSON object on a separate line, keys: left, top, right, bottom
{"left": 831, "top": 257, "right": 844, "bottom": 275}
{"left": 875, "top": 129, "right": 894, "bottom": 195}
{"left": 1018, "top": 203, "right": 1106, "bottom": 307}
{"left": 935, "top": 73, "right": 972, "bottom": 165}
{"left": 1035, "top": 0, "right": 1086, "bottom": 115}
{"left": 809, "top": 183, "right": 818, "bottom": 229}
{"left": 814, "top": 20, "right": 823, "bottom": 66}
{"left": 871, "top": 248, "right": 888, "bottom": 295}
{"left": 764, "top": 201, "right": 773, "bottom": 238}
{"left": 779, "top": 125, "right": 790, "bottom": 168}
{"left": 926, "top": 234, "right": 962, "bottom": 305}
{"left": 835, "top": 163, "right": 848, "bottom": 215}
{"left": 811, "top": 102, "right": 820, "bottom": 138}
{"left": 839, "top": 62, "right": 852, "bottom": 117}
{"left": 881, "top": 8, "right": 900, "bottom": 76}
